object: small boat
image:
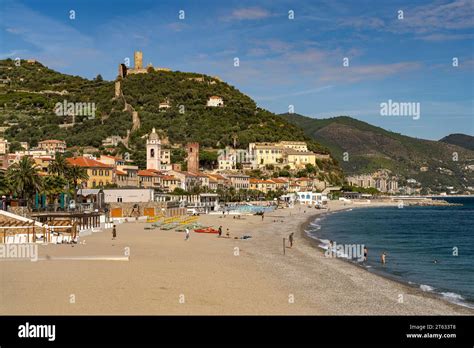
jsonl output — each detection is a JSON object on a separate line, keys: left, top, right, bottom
{"left": 194, "top": 227, "right": 219, "bottom": 234}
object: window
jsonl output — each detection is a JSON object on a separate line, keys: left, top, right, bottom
{"left": 117, "top": 197, "right": 123, "bottom": 203}
{"left": 150, "top": 149, "right": 155, "bottom": 158}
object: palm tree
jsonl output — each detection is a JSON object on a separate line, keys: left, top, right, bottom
{"left": 0, "top": 169, "right": 13, "bottom": 196}
{"left": 66, "top": 165, "right": 89, "bottom": 204}
{"left": 49, "top": 154, "right": 70, "bottom": 177}
{"left": 43, "top": 175, "right": 68, "bottom": 210}
{"left": 7, "top": 156, "right": 43, "bottom": 209}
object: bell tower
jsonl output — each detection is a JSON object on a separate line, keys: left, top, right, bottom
{"left": 146, "top": 128, "right": 161, "bottom": 170}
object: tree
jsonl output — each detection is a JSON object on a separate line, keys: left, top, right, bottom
{"left": 49, "top": 153, "right": 70, "bottom": 177}
{"left": 66, "top": 165, "right": 89, "bottom": 204}
{"left": 43, "top": 175, "right": 68, "bottom": 209}
{"left": 6, "top": 156, "right": 43, "bottom": 208}
{"left": 94, "top": 74, "right": 103, "bottom": 82}
{"left": 0, "top": 170, "right": 13, "bottom": 196}
{"left": 8, "top": 141, "right": 23, "bottom": 153}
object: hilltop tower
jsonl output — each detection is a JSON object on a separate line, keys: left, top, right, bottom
{"left": 186, "top": 142, "right": 199, "bottom": 173}
{"left": 146, "top": 128, "right": 161, "bottom": 170}
{"left": 134, "top": 51, "right": 143, "bottom": 70}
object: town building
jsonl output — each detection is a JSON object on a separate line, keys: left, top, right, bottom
{"left": 102, "top": 188, "right": 155, "bottom": 203}
{"left": 0, "top": 138, "right": 9, "bottom": 155}
{"left": 138, "top": 169, "right": 161, "bottom": 189}
{"left": 67, "top": 157, "right": 113, "bottom": 188}
{"left": 225, "top": 173, "right": 250, "bottom": 191}
{"left": 249, "top": 178, "right": 276, "bottom": 193}
{"left": 206, "top": 96, "right": 224, "bottom": 107}
{"left": 248, "top": 141, "right": 329, "bottom": 170}
{"left": 102, "top": 135, "right": 125, "bottom": 147}
{"left": 38, "top": 139, "right": 67, "bottom": 154}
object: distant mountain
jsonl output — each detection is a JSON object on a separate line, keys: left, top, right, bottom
{"left": 280, "top": 113, "right": 474, "bottom": 192}
{"left": 440, "top": 134, "right": 474, "bottom": 151}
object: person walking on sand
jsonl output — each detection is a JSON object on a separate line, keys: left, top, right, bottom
{"left": 289, "top": 232, "right": 294, "bottom": 248}
{"left": 185, "top": 228, "right": 190, "bottom": 241}
{"left": 364, "top": 246, "right": 368, "bottom": 261}
{"left": 226, "top": 228, "right": 230, "bottom": 238}
{"left": 381, "top": 252, "right": 386, "bottom": 265}
{"left": 261, "top": 212, "right": 264, "bottom": 221}
{"left": 112, "top": 225, "right": 117, "bottom": 240}
{"left": 218, "top": 226, "right": 222, "bottom": 238}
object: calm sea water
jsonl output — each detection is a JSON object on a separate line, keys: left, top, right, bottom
{"left": 306, "top": 197, "right": 474, "bottom": 308}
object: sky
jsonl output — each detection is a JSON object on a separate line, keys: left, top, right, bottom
{"left": 0, "top": 0, "right": 473, "bottom": 140}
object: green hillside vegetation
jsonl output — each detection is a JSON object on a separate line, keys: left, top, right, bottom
{"left": 0, "top": 59, "right": 342, "bottom": 182}
{"left": 280, "top": 113, "right": 474, "bottom": 192}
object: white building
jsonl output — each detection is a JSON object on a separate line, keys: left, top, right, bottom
{"left": 103, "top": 188, "right": 154, "bottom": 203}
{"left": 296, "top": 191, "right": 327, "bottom": 206}
{"left": 146, "top": 128, "right": 161, "bottom": 170}
{"left": 206, "top": 96, "right": 224, "bottom": 107}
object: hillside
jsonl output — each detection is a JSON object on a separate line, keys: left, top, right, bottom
{"left": 440, "top": 134, "right": 474, "bottom": 151}
{"left": 0, "top": 59, "right": 342, "bottom": 181}
{"left": 280, "top": 113, "right": 474, "bottom": 192}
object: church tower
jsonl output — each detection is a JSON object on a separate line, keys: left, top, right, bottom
{"left": 146, "top": 128, "right": 161, "bottom": 170}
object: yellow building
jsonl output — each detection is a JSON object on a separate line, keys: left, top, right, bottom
{"left": 253, "top": 144, "right": 285, "bottom": 166}
{"left": 67, "top": 157, "right": 113, "bottom": 188}
{"left": 284, "top": 150, "right": 316, "bottom": 170}
{"left": 249, "top": 178, "right": 276, "bottom": 193}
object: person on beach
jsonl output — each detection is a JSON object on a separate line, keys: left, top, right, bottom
{"left": 112, "top": 225, "right": 117, "bottom": 240}
{"left": 226, "top": 228, "right": 230, "bottom": 238}
{"left": 185, "top": 228, "right": 190, "bottom": 241}
{"left": 289, "top": 233, "right": 294, "bottom": 248}
{"left": 381, "top": 252, "right": 386, "bottom": 265}
{"left": 364, "top": 246, "right": 368, "bottom": 261}
{"left": 218, "top": 226, "right": 222, "bottom": 238}
{"left": 261, "top": 213, "right": 264, "bottom": 221}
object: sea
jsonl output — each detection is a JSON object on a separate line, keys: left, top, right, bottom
{"left": 305, "top": 197, "right": 474, "bottom": 308}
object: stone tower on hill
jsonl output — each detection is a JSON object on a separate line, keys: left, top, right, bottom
{"left": 186, "top": 142, "right": 199, "bottom": 173}
{"left": 134, "top": 51, "right": 143, "bottom": 70}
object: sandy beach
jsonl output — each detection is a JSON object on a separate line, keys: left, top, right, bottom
{"left": 1, "top": 200, "right": 472, "bottom": 315}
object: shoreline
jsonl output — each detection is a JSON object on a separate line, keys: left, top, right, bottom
{"left": 298, "top": 203, "right": 474, "bottom": 312}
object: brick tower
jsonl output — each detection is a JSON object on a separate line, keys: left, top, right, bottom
{"left": 186, "top": 142, "right": 199, "bottom": 173}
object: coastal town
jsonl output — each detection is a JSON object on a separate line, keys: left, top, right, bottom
{"left": 1, "top": 2, "right": 474, "bottom": 346}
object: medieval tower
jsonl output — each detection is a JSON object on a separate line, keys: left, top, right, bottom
{"left": 134, "top": 51, "right": 143, "bottom": 70}
{"left": 146, "top": 128, "right": 161, "bottom": 170}
{"left": 186, "top": 142, "right": 199, "bottom": 173}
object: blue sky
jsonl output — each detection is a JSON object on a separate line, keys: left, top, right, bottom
{"left": 1, "top": 0, "right": 473, "bottom": 140}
